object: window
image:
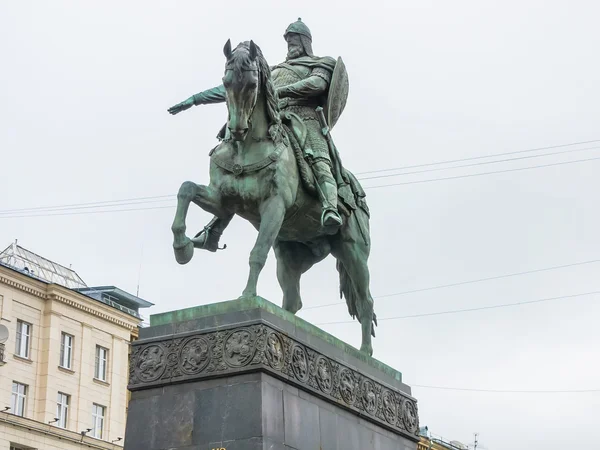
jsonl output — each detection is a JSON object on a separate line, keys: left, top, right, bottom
{"left": 15, "top": 320, "right": 31, "bottom": 358}
{"left": 91, "top": 404, "right": 105, "bottom": 439}
{"left": 10, "top": 446, "right": 36, "bottom": 450}
{"left": 56, "top": 392, "right": 69, "bottom": 428}
{"left": 11, "top": 382, "right": 27, "bottom": 417}
{"left": 59, "top": 333, "right": 74, "bottom": 369}
{"left": 94, "top": 346, "right": 108, "bottom": 381}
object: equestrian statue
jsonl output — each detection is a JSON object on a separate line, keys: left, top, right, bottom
{"left": 167, "top": 19, "right": 377, "bottom": 355}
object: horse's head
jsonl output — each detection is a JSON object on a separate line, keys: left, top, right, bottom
{"left": 222, "top": 39, "right": 281, "bottom": 142}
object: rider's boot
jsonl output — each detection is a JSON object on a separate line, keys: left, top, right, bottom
{"left": 191, "top": 216, "right": 231, "bottom": 252}
{"left": 313, "top": 161, "right": 342, "bottom": 232}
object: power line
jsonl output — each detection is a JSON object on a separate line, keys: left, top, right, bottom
{"left": 355, "top": 139, "right": 600, "bottom": 176}
{"left": 0, "top": 194, "right": 175, "bottom": 215}
{"left": 356, "top": 145, "right": 600, "bottom": 181}
{"left": 303, "top": 259, "right": 600, "bottom": 311}
{"left": 314, "top": 291, "right": 600, "bottom": 325}
{"left": 0, "top": 205, "right": 175, "bottom": 219}
{"left": 410, "top": 384, "right": 600, "bottom": 393}
{"left": 364, "top": 156, "right": 600, "bottom": 189}
{"left": 2, "top": 144, "right": 599, "bottom": 219}
{"left": 0, "top": 198, "right": 175, "bottom": 216}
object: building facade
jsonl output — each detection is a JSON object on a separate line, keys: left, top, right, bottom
{"left": 0, "top": 243, "right": 152, "bottom": 450}
{"left": 417, "top": 427, "right": 468, "bottom": 450}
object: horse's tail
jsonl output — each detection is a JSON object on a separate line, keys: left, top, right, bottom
{"left": 336, "top": 244, "right": 377, "bottom": 337}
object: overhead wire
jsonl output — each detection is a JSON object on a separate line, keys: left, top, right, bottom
{"left": 1, "top": 139, "right": 598, "bottom": 218}
{"left": 314, "top": 291, "right": 600, "bottom": 325}
{"left": 355, "top": 139, "right": 600, "bottom": 175}
{"left": 364, "top": 156, "right": 600, "bottom": 189}
{"left": 303, "top": 259, "right": 600, "bottom": 310}
{"left": 355, "top": 145, "right": 600, "bottom": 181}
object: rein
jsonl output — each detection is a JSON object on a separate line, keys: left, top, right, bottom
{"left": 211, "top": 139, "right": 285, "bottom": 177}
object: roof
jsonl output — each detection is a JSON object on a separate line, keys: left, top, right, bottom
{"left": 77, "top": 286, "right": 154, "bottom": 308}
{"left": 0, "top": 242, "right": 87, "bottom": 289}
{"left": 0, "top": 242, "right": 153, "bottom": 320}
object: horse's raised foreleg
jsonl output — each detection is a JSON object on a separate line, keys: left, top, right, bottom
{"left": 171, "top": 181, "right": 223, "bottom": 265}
{"left": 241, "top": 196, "right": 286, "bottom": 298}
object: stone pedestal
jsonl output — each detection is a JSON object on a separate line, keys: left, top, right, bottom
{"left": 124, "top": 297, "right": 419, "bottom": 450}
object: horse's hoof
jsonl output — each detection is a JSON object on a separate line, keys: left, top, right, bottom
{"left": 360, "top": 343, "right": 373, "bottom": 357}
{"left": 173, "top": 239, "right": 194, "bottom": 265}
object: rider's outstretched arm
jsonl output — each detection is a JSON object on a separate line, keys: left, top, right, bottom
{"left": 192, "top": 85, "right": 227, "bottom": 105}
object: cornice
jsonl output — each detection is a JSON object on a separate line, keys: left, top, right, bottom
{"left": 0, "top": 412, "right": 122, "bottom": 449}
{"left": 0, "top": 272, "right": 47, "bottom": 299}
{"left": 1, "top": 266, "right": 139, "bottom": 333}
{"left": 50, "top": 293, "right": 138, "bottom": 331}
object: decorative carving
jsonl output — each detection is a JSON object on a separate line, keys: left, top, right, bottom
{"left": 180, "top": 337, "right": 211, "bottom": 374}
{"left": 291, "top": 344, "right": 309, "bottom": 382}
{"left": 361, "top": 378, "right": 377, "bottom": 414}
{"left": 224, "top": 329, "right": 255, "bottom": 367}
{"left": 135, "top": 345, "right": 166, "bottom": 382}
{"left": 338, "top": 368, "right": 357, "bottom": 405}
{"left": 402, "top": 399, "right": 419, "bottom": 433}
{"left": 265, "top": 332, "right": 284, "bottom": 370}
{"left": 128, "top": 323, "right": 418, "bottom": 439}
{"left": 315, "top": 356, "right": 333, "bottom": 394}
{"left": 382, "top": 390, "right": 397, "bottom": 425}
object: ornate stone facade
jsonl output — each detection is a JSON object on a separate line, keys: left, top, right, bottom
{"left": 129, "top": 323, "right": 419, "bottom": 439}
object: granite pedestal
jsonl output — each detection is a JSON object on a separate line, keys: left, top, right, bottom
{"left": 124, "top": 297, "right": 419, "bottom": 450}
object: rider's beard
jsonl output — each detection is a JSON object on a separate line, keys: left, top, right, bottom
{"left": 286, "top": 45, "right": 304, "bottom": 60}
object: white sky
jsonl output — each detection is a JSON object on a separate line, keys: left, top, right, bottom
{"left": 1, "top": 1, "right": 599, "bottom": 449}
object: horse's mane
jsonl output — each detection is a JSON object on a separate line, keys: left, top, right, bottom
{"left": 228, "top": 41, "right": 283, "bottom": 142}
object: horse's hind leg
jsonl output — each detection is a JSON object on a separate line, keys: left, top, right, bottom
{"left": 332, "top": 238, "right": 375, "bottom": 356}
{"left": 172, "top": 181, "right": 223, "bottom": 264}
{"left": 274, "top": 241, "right": 327, "bottom": 314}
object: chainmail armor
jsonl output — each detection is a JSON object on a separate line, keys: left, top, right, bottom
{"left": 271, "top": 66, "right": 331, "bottom": 161}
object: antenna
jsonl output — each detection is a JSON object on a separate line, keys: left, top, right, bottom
{"left": 0, "top": 324, "right": 9, "bottom": 344}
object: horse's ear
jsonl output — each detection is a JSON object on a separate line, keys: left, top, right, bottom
{"left": 249, "top": 40, "right": 258, "bottom": 60}
{"left": 223, "top": 39, "right": 232, "bottom": 59}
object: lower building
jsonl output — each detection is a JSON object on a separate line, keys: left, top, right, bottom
{"left": 418, "top": 426, "right": 468, "bottom": 450}
{"left": 0, "top": 242, "right": 152, "bottom": 450}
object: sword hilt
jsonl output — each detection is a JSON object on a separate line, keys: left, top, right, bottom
{"left": 315, "top": 106, "right": 329, "bottom": 136}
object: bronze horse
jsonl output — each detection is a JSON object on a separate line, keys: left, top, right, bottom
{"left": 171, "top": 40, "right": 377, "bottom": 355}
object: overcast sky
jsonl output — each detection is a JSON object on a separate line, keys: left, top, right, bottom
{"left": 1, "top": 1, "right": 599, "bottom": 449}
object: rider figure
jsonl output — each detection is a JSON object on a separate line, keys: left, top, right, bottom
{"left": 168, "top": 18, "right": 343, "bottom": 251}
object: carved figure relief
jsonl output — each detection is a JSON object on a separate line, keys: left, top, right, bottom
{"left": 265, "top": 332, "right": 284, "bottom": 370}
{"left": 224, "top": 329, "right": 255, "bottom": 367}
{"left": 361, "top": 379, "right": 377, "bottom": 414}
{"left": 291, "top": 344, "right": 309, "bottom": 382}
{"left": 402, "top": 399, "right": 419, "bottom": 433}
{"left": 338, "top": 368, "right": 356, "bottom": 405}
{"left": 136, "top": 345, "right": 166, "bottom": 382}
{"left": 315, "top": 356, "right": 333, "bottom": 394}
{"left": 382, "top": 390, "right": 397, "bottom": 425}
{"left": 180, "top": 337, "right": 210, "bottom": 374}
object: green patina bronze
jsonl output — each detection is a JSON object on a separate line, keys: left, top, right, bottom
{"left": 167, "top": 19, "right": 378, "bottom": 355}
{"left": 150, "top": 296, "right": 401, "bottom": 383}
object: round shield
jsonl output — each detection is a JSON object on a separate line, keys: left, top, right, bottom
{"left": 325, "top": 57, "right": 349, "bottom": 130}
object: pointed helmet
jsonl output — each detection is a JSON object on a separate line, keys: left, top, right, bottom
{"left": 284, "top": 18, "right": 312, "bottom": 42}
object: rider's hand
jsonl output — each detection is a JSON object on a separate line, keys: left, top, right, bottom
{"left": 277, "top": 98, "right": 289, "bottom": 109}
{"left": 167, "top": 97, "right": 194, "bottom": 115}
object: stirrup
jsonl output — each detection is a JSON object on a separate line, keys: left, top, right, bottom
{"left": 192, "top": 226, "right": 227, "bottom": 252}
